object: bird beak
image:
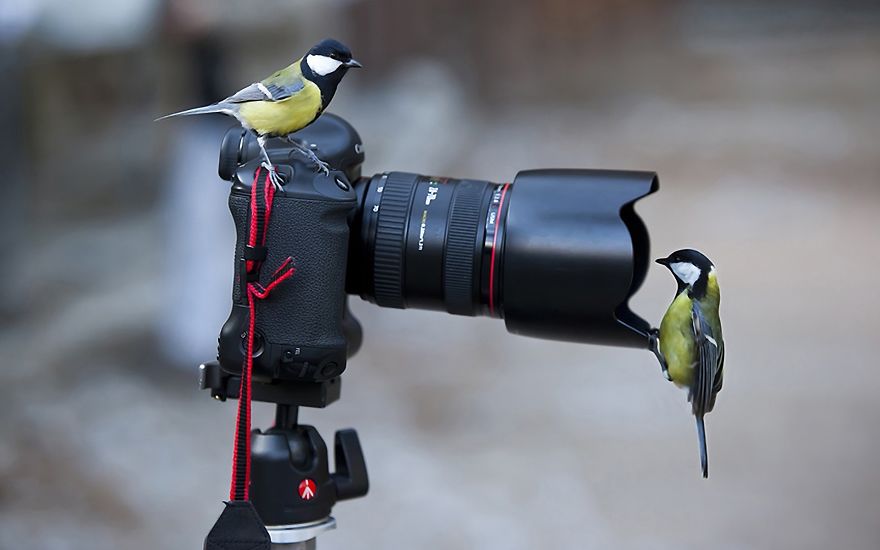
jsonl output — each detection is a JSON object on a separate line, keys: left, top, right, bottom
{"left": 345, "top": 59, "right": 363, "bottom": 69}
{"left": 655, "top": 258, "right": 669, "bottom": 266}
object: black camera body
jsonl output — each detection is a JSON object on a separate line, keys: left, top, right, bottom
{"left": 217, "top": 114, "right": 659, "bottom": 393}
{"left": 217, "top": 116, "right": 365, "bottom": 385}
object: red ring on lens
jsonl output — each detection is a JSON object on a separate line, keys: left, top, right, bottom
{"left": 488, "top": 183, "right": 510, "bottom": 315}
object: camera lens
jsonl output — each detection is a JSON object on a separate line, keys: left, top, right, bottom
{"left": 349, "top": 173, "right": 511, "bottom": 317}
{"left": 348, "top": 169, "right": 660, "bottom": 348}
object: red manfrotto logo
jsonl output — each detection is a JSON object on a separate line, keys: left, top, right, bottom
{"left": 298, "top": 478, "right": 317, "bottom": 500}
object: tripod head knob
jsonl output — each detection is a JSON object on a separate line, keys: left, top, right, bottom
{"left": 332, "top": 429, "right": 369, "bottom": 501}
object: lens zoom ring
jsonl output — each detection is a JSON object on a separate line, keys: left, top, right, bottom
{"left": 373, "top": 173, "right": 417, "bottom": 308}
{"left": 444, "top": 181, "right": 484, "bottom": 315}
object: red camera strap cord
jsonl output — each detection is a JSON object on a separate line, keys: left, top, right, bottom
{"left": 230, "top": 167, "right": 296, "bottom": 502}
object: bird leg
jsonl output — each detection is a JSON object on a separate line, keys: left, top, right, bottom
{"left": 283, "top": 135, "right": 330, "bottom": 175}
{"left": 649, "top": 328, "right": 671, "bottom": 381}
{"left": 256, "top": 135, "right": 284, "bottom": 189}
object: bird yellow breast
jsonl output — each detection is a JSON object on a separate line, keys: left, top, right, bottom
{"left": 238, "top": 81, "right": 322, "bottom": 137}
{"left": 659, "top": 291, "right": 697, "bottom": 387}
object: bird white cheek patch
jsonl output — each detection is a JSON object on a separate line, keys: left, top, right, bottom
{"left": 307, "top": 54, "right": 344, "bottom": 76}
{"left": 670, "top": 262, "right": 701, "bottom": 285}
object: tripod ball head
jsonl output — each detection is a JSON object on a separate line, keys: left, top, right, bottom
{"left": 250, "top": 424, "right": 368, "bottom": 527}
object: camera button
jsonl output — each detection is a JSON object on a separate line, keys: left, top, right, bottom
{"left": 335, "top": 178, "right": 350, "bottom": 191}
{"left": 320, "top": 362, "right": 343, "bottom": 379}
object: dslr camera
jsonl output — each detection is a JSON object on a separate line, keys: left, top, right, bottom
{"left": 214, "top": 114, "right": 658, "bottom": 386}
{"left": 201, "top": 113, "right": 658, "bottom": 541}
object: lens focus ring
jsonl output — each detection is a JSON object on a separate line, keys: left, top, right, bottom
{"left": 372, "top": 173, "right": 418, "bottom": 308}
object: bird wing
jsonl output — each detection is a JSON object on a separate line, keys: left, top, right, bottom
{"left": 690, "top": 302, "right": 723, "bottom": 416}
{"left": 714, "top": 333, "right": 724, "bottom": 396}
{"left": 224, "top": 63, "right": 306, "bottom": 104}
{"left": 224, "top": 80, "right": 305, "bottom": 104}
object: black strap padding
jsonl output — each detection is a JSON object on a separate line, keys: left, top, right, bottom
{"left": 204, "top": 501, "right": 270, "bottom": 550}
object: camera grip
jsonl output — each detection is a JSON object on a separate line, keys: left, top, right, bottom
{"left": 219, "top": 177, "right": 357, "bottom": 383}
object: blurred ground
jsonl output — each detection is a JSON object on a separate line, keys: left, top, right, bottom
{"left": 2, "top": 1, "right": 880, "bottom": 549}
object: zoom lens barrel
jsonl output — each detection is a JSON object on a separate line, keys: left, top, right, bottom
{"left": 350, "top": 173, "right": 510, "bottom": 317}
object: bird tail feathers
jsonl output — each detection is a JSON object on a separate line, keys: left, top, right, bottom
{"left": 696, "top": 415, "right": 709, "bottom": 478}
{"left": 155, "top": 103, "right": 231, "bottom": 121}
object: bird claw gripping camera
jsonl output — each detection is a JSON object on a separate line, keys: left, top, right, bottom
{"left": 201, "top": 113, "right": 658, "bottom": 547}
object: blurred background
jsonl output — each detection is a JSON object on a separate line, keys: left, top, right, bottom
{"left": 2, "top": 0, "right": 879, "bottom": 548}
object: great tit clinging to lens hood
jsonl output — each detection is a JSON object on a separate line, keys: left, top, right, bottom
{"left": 655, "top": 249, "right": 724, "bottom": 478}
{"left": 158, "top": 38, "right": 361, "bottom": 186}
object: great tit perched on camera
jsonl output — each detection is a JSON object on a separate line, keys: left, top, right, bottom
{"left": 652, "top": 249, "right": 724, "bottom": 478}
{"left": 158, "top": 38, "right": 361, "bottom": 184}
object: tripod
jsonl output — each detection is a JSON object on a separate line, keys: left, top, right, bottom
{"left": 201, "top": 361, "right": 369, "bottom": 548}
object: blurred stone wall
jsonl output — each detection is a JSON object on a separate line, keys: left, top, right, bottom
{"left": 347, "top": 0, "right": 672, "bottom": 101}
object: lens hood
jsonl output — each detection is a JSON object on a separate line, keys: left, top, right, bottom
{"left": 501, "top": 169, "right": 658, "bottom": 348}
